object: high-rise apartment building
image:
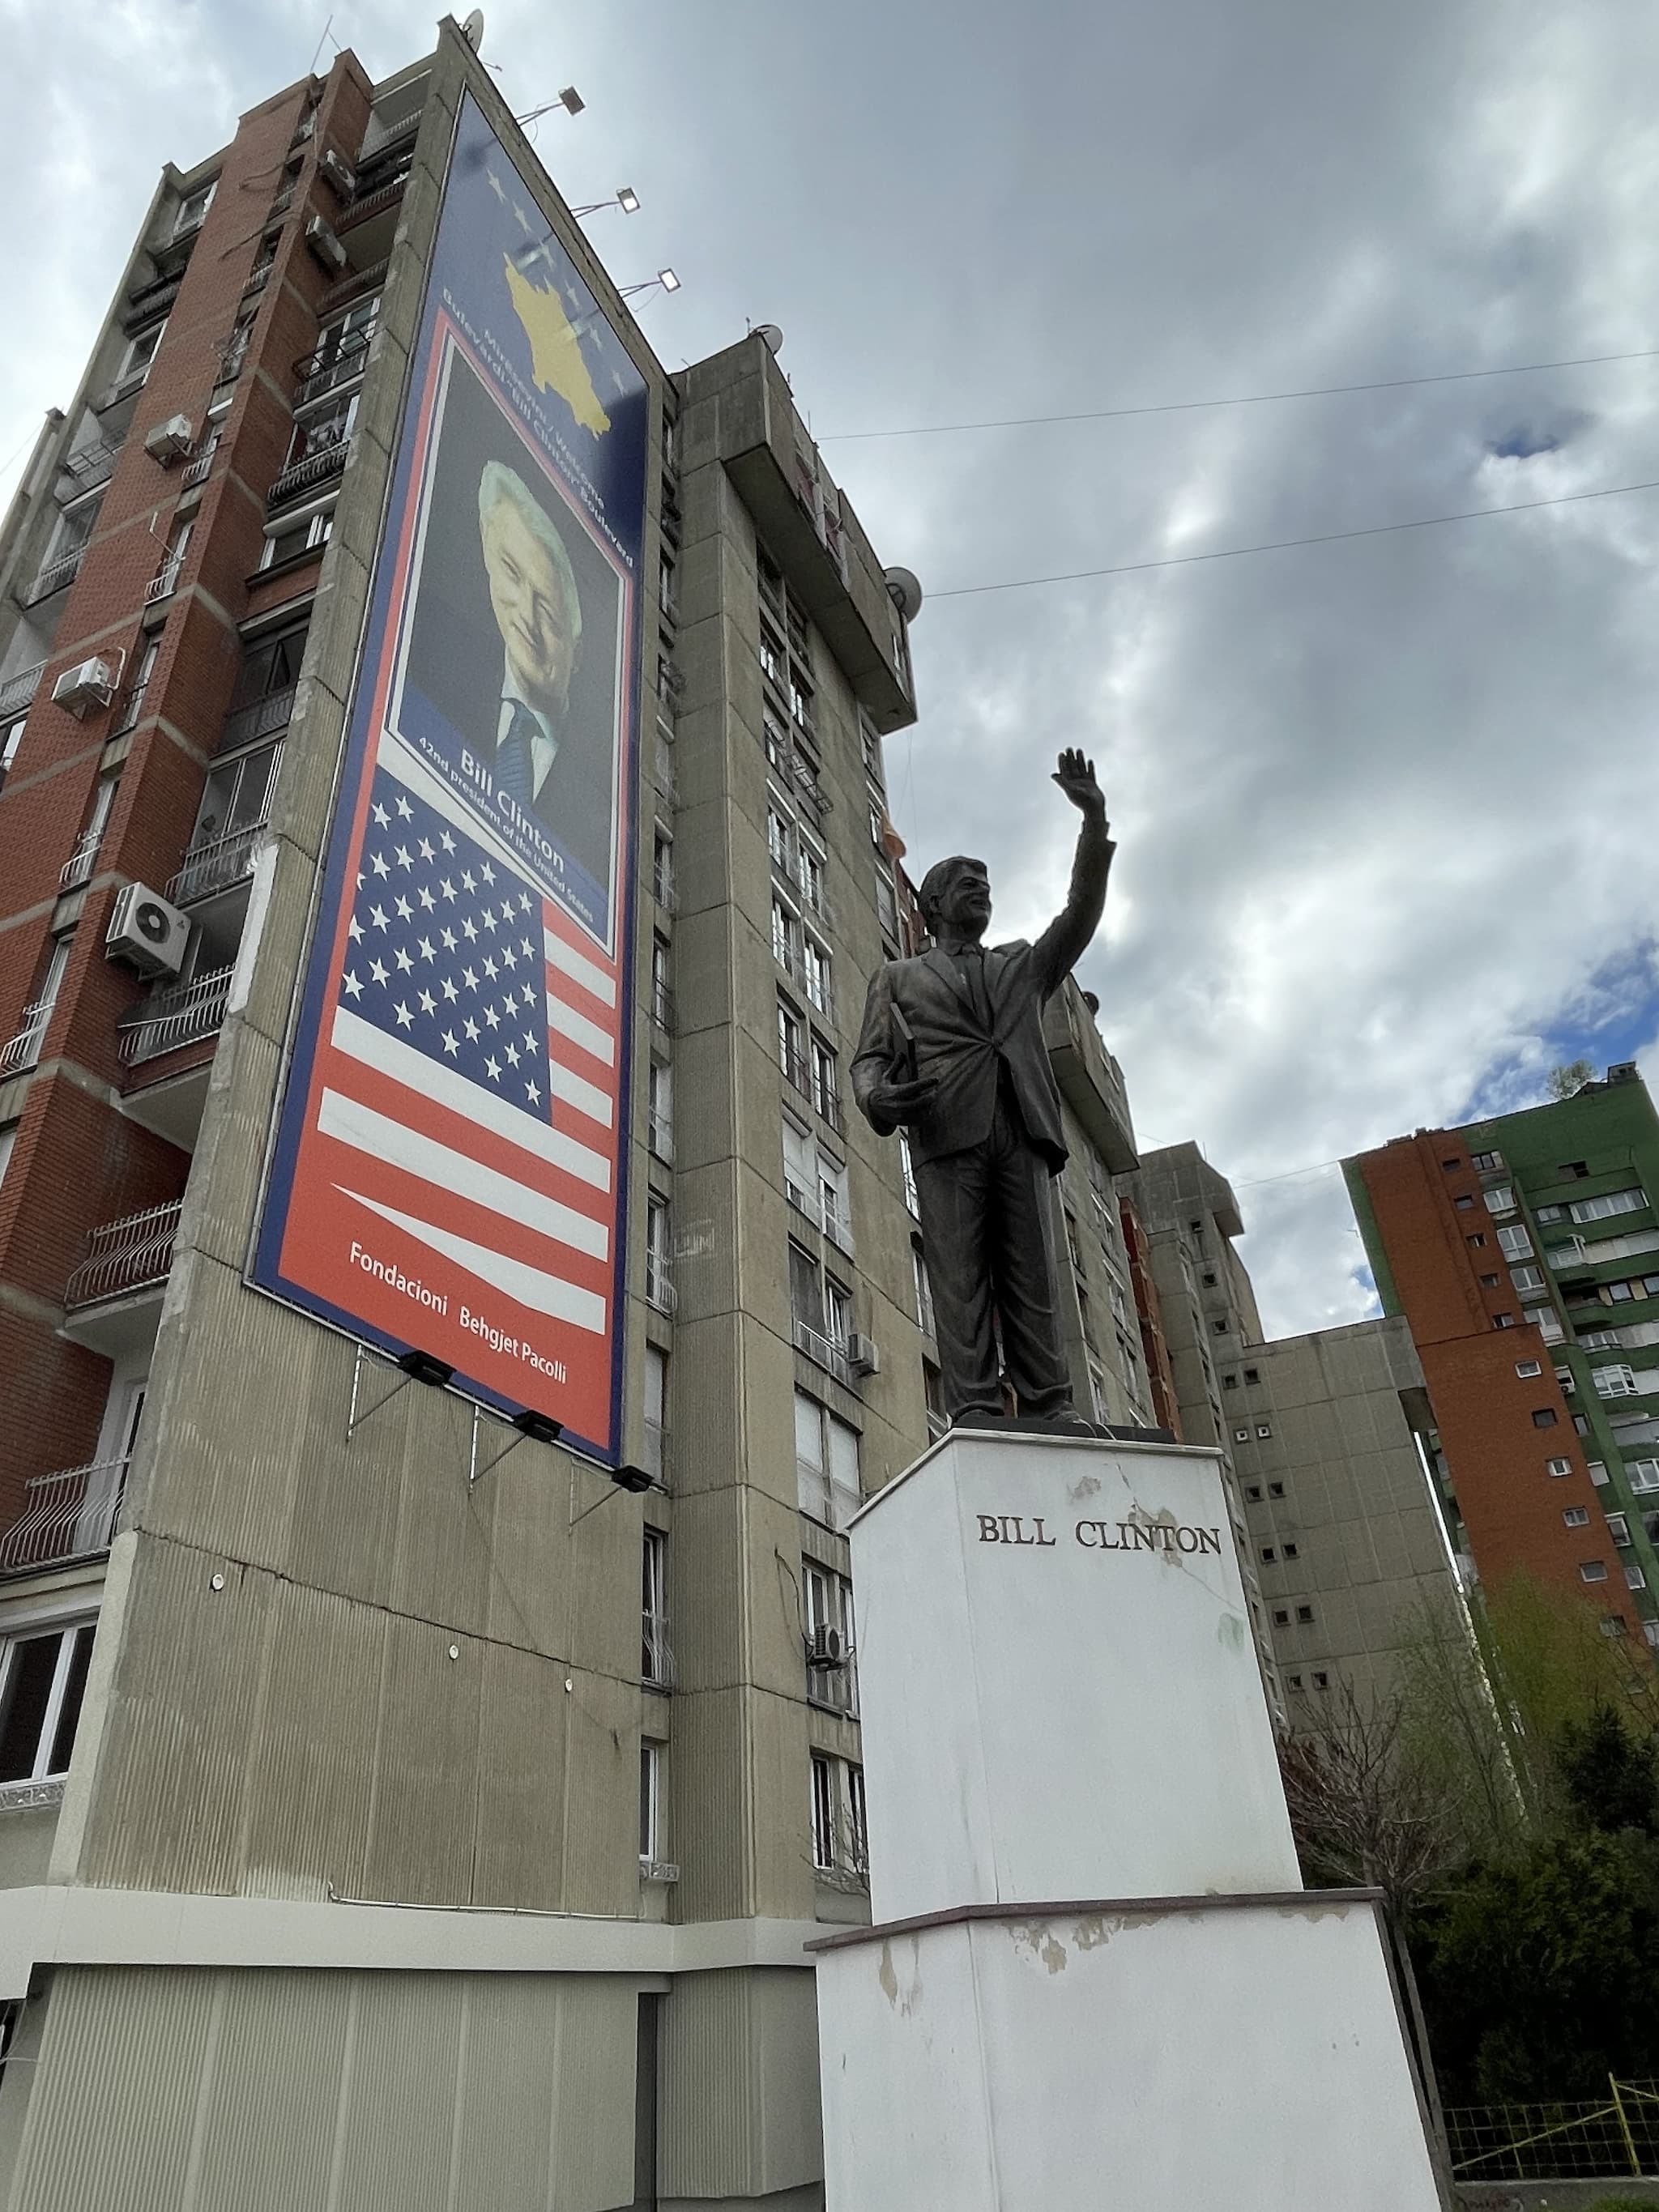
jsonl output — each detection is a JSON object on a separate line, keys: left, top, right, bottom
{"left": 1346, "top": 1066, "right": 1659, "bottom": 1648}
{"left": 1122, "top": 1144, "right": 1461, "bottom": 1717}
{"left": 0, "top": 24, "right": 1161, "bottom": 2208}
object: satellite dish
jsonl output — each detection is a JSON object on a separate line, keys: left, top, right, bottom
{"left": 753, "top": 322, "right": 784, "bottom": 356}
{"left": 884, "top": 565, "right": 923, "bottom": 622}
{"left": 461, "top": 8, "right": 485, "bottom": 49}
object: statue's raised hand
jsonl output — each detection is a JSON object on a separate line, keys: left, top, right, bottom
{"left": 1051, "top": 748, "right": 1107, "bottom": 820}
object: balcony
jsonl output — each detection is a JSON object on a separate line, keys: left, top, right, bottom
{"left": 168, "top": 822, "right": 265, "bottom": 906}
{"left": 337, "top": 168, "right": 409, "bottom": 233}
{"left": 179, "top": 441, "right": 218, "bottom": 491}
{"left": 119, "top": 963, "right": 234, "bottom": 1065}
{"left": 641, "top": 1611, "right": 676, "bottom": 1689}
{"left": 0, "top": 1458, "right": 126, "bottom": 1576}
{"left": 95, "top": 366, "right": 150, "bottom": 412}
{"left": 0, "top": 659, "right": 45, "bottom": 722}
{"left": 267, "top": 437, "right": 352, "bottom": 509}
{"left": 321, "top": 255, "right": 389, "bottom": 314}
{"left": 26, "top": 547, "right": 83, "bottom": 605}
{"left": 144, "top": 551, "right": 185, "bottom": 606}
{"left": 0, "top": 995, "right": 56, "bottom": 1080}
{"left": 126, "top": 270, "right": 182, "bottom": 321}
{"left": 59, "top": 435, "right": 122, "bottom": 496}
{"left": 64, "top": 1198, "right": 181, "bottom": 1315}
{"left": 792, "top": 1315, "right": 855, "bottom": 1387}
{"left": 785, "top": 1176, "right": 853, "bottom": 1255}
{"left": 58, "top": 827, "right": 102, "bottom": 894}
{"left": 293, "top": 326, "right": 373, "bottom": 407}
{"left": 220, "top": 683, "right": 297, "bottom": 755}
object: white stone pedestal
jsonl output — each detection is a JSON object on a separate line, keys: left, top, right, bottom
{"left": 812, "top": 1431, "right": 1448, "bottom": 2211}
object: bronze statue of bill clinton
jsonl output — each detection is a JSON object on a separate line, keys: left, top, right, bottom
{"left": 851, "top": 749, "right": 1112, "bottom": 1430}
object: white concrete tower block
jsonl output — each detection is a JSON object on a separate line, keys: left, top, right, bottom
{"left": 847, "top": 1430, "right": 1300, "bottom": 1923}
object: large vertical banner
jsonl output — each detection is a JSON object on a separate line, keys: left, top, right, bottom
{"left": 253, "top": 93, "right": 647, "bottom": 1462}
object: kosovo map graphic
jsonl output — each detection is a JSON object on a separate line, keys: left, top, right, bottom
{"left": 501, "top": 257, "right": 612, "bottom": 437}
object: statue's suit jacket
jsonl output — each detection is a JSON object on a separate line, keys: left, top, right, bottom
{"left": 851, "top": 815, "right": 1113, "bottom": 1171}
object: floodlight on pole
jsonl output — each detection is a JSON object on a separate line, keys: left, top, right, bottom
{"left": 516, "top": 86, "right": 585, "bottom": 126}
{"left": 619, "top": 269, "right": 680, "bottom": 302}
{"left": 571, "top": 186, "right": 642, "bottom": 217}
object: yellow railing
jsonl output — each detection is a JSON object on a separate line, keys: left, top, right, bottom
{"left": 1445, "top": 2077, "right": 1659, "bottom": 2181}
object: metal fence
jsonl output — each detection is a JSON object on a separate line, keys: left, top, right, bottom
{"left": 1446, "top": 2078, "right": 1659, "bottom": 2184}
{"left": 0, "top": 1459, "right": 127, "bottom": 1574}
{"left": 63, "top": 1198, "right": 182, "bottom": 1309}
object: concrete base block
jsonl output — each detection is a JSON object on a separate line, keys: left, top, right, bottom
{"left": 814, "top": 1892, "right": 1445, "bottom": 2212}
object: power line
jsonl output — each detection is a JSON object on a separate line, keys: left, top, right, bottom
{"left": 821, "top": 346, "right": 1659, "bottom": 444}
{"left": 929, "top": 473, "right": 1659, "bottom": 601}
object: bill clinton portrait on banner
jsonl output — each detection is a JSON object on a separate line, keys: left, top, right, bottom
{"left": 394, "top": 343, "right": 625, "bottom": 940}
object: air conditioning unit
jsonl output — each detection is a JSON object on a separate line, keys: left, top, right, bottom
{"left": 106, "top": 884, "right": 190, "bottom": 978}
{"left": 847, "top": 1332, "right": 881, "bottom": 1378}
{"left": 318, "top": 148, "right": 356, "bottom": 197}
{"left": 143, "top": 414, "right": 194, "bottom": 464}
{"left": 305, "top": 215, "right": 348, "bottom": 273}
{"left": 50, "top": 655, "right": 122, "bottom": 718}
{"left": 807, "top": 1623, "right": 847, "bottom": 1669}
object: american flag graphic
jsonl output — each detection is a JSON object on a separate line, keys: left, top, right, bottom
{"left": 267, "top": 760, "right": 625, "bottom": 1448}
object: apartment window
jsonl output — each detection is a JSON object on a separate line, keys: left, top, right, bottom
{"left": 778, "top": 995, "right": 806, "bottom": 1089}
{"left": 923, "top": 1360, "right": 946, "bottom": 1439}
{"left": 800, "top": 934, "right": 832, "bottom": 1019}
{"left": 1484, "top": 1185, "right": 1516, "bottom": 1215}
{"left": 1454, "top": 1195, "right": 1475, "bottom": 1212}
{"left": 1563, "top": 1507, "right": 1591, "bottom": 1528}
{"left": 639, "top": 1741, "right": 663, "bottom": 1864}
{"left": 0, "top": 1619, "right": 96, "bottom": 1784}
{"left": 810, "top": 1753, "right": 835, "bottom": 1870}
{"left": 259, "top": 505, "right": 334, "bottom": 570}
{"left": 1256, "top": 1423, "right": 1273, "bottom": 1438}
{"left": 1537, "top": 1204, "right": 1566, "bottom": 1223}
{"left": 1243, "top": 1366, "right": 1260, "bottom": 1384}
{"left": 0, "top": 715, "right": 24, "bottom": 788}
{"left": 1260, "top": 1546, "right": 1276, "bottom": 1564}
{"left": 1471, "top": 1150, "right": 1503, "bottom": 1171}
{"left": 1532, "top": 1408, "right": 1559, "bottom": 1429}
{"left": 0, "top": 1126, "right": 15, "bottom": 1196}
{"left": 113, "top": 638, "right": 160, "bottom": 736}
{"left": 1580, "top": 1562, "right": 1610, "bottom": 1583}
{"left": 810, "top": 1034, "right": 840, "bottom": 1126}
{"left": 795, "top": 1390, "right": 861, "bottom": 1530}
{"left": 283, "top": 391, "right": 357, "bottom": 471}
{"left": 1441, "top": 1157, "right": 1462, "bottom": 1172}
{"left": 1492, "top": 1312, "right": 1516, "bottom": 1330}
{"left": 1511, "top": 1266, "right": 1546, "bottom": 1296}
{"left": 1295, "top": 1605, "right": 1315, "bottom": 1624}
{"left": 186, "top": 739, "right": 281, "bottom": 869}
{"left": 783, "top": 1119, "right": 851, "bottom": 1249}
{"left": 758, "top": 620, "right": 786, "bottom": 689}
{"left": 1546, "top": 1456, "right": 1573, "bottom": 1477}
{"left": 1516, "top": 1359, "right": 1543, "bottom": 1379}
{"left": 651, "top": 936, "right": 674, "bottom": 1030}
{"left": 114, "top": 321, "right": 166, "bottom": 390}
{"left": 1211, "top": 1317, "right": 1228, "bottom": 1336}
{"left": 232, "top": 617, "right": 309, "bottom": 715}
{"left": 1625, "top": 1459, "right": 1659, "bottom": 1493}
{"left": 790, "top": 1242, "right": 852, "bottom": 1376}
{"left": 1593, "top": 1365, "right": 1641, "bottom": 1400}
{"left": 898, "top": 1131, "right": 919, "bottom": 1217}
{"left": 652, "top": 827, "right": 674, "bottom": 909}
{"left": 1607, "top": 1512, "right": 1631, "bottom": 1545}
{"left": 646, "top": 1196, "right": 673, "bottom": 1312}
{"left": 1269, "top": 1481, "right": 1285, "bottom": 1498}
{"left": 1466, "top": 1234, "right": 1486, "bottom": 1249}
{"left": 1245, "top": 1483, "right": 1263, "bottom": 1501}
{"left": 1525, "top": 1306, "right": 1565, "bottom": 1343}
{"left": 301, "top": 296, "right": 380, "bottom": 398}
{"left": 1273, "top": 1608, "right": 1290, "bottom": 1626}
{"left": 1234, "top": 1426, "right": 1250, "bottom": 1443}
{"left": 659, "top": 550, "right": 677, "bottom": 621}
{"left": 1223, "top": 1374, "right": 1239, "bottom": 1391}
{"left": 1608, "top": 1281, "right": 1637, "bottom": 1302}
{"left": 804, "top": 1562, "right": 857, "bottom": 1715}
{"left": 1282, "top": 1541, "right": 1299, "bottom": 1559}
{"left": 911, "top": 1243, "right": 936, "bottom": 1340}
{"left": 642, "top": 1528, "right": 669, "bottom": 1685}
{"left": 171, "top": 178, "right": 217, "bottom": 239}
{"left": 1628, "top": 1562, "right": 1649, "bottom": 1591}
{"left": 1588, "top": 1460, "right": 1610, "bottom": 1485}
{"left": 1496, "top": 1225, "right": 1533, "bottom": 1261}
{"left": 1559, "top": 1161, "right": 1592, "bottom": 1179}
{"left": 1570, "top": 1187, "right": 1646, "bottom": 1224}
{"left": 648, "top": 1059, "right": 673, "bottom": 1163}
{"left": 1479, "top": 1273, "right": 1501, "bottom": 1288}
{"left": 643, "top": 1345, "right": 667, "bottom": 1486}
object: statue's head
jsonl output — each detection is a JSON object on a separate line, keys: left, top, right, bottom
{"left": 919, "top": 855, "right": 992, "bottom": 944}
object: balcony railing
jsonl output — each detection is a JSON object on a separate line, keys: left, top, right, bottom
{"left": 321, "top": 256, "right": 388, "bottom": 313}
{"left": 60, "top": 435, "right": 122, "bottom": 494}
{"left": 179, "top": 440, "right": 218, "bottom": 490}
{"left": 64, "top": 1198, "right": 181, "bottom": 1309}
{"left": 58, "top": 827, "right": 102, "bottom": 893}
{"left": 643, "top": 1418, "right": 669, "bottom": 1488}
{"left": 360, "top": 104, "right": 424, "bottom": 160}
{"left": 293, "top": 326, "right": 373, "bottom": 407}
{"left": 815, "top": 1082, "right": 845, "bottom": 1136}
{"left": 119, "top": 963, "right": 234, "bottom": 1064}
{"left": 220, "top": 683, "right": 297, "bottom": 755}
{"left": 0, "top": 659, "right": 45, "bottom": 721}
{"left": 28, "top": 547, "right": 83, "bottom": 604}
{"left": 781, "top": 1046, "right": 813, "bottom": 1107}
{"left": 785, "top": 1177, "right": 853, "bottom": 1254}
{"left": 267, "top": 437, "right": 352, "bottom": 509}
{"left": 0, "top": 995, "right": 56, "bottom": 1079}
{"left": 126, "top": 271, "right": 183, "bottom": 320}
{"left": 646, "top": 1257, "right": 676, "bottom": 1315}
{"left": 792, "top": 1316, "right": 854, "bottom": 1387}
{"left": 650, "top": 982, "right": 676, "bottom": 1034}
{"left": 144, "top": 552, "right": 185, "bottom": 605}
{"left": 0, "top": 1458, "right": 127, "bottom": 1575}
{"left": 651, "top": 865, "right": 676, "bottom": 911}
{"left": 168, "top": 820, "right": 266, "bottom": 906}
{"left": 642, "top": 1611, "right": 676, "bottom": 1689}
{"left": 338, "top": 170, "right": 409, "bottom": 232}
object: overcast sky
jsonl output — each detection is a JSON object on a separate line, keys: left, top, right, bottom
{"left": 5, "top": 0, "right": 1659, "bottom": 1338}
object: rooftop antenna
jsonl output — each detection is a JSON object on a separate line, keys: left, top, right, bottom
{"left": 308, "top": 12, "right": 335, "bottom": 75}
